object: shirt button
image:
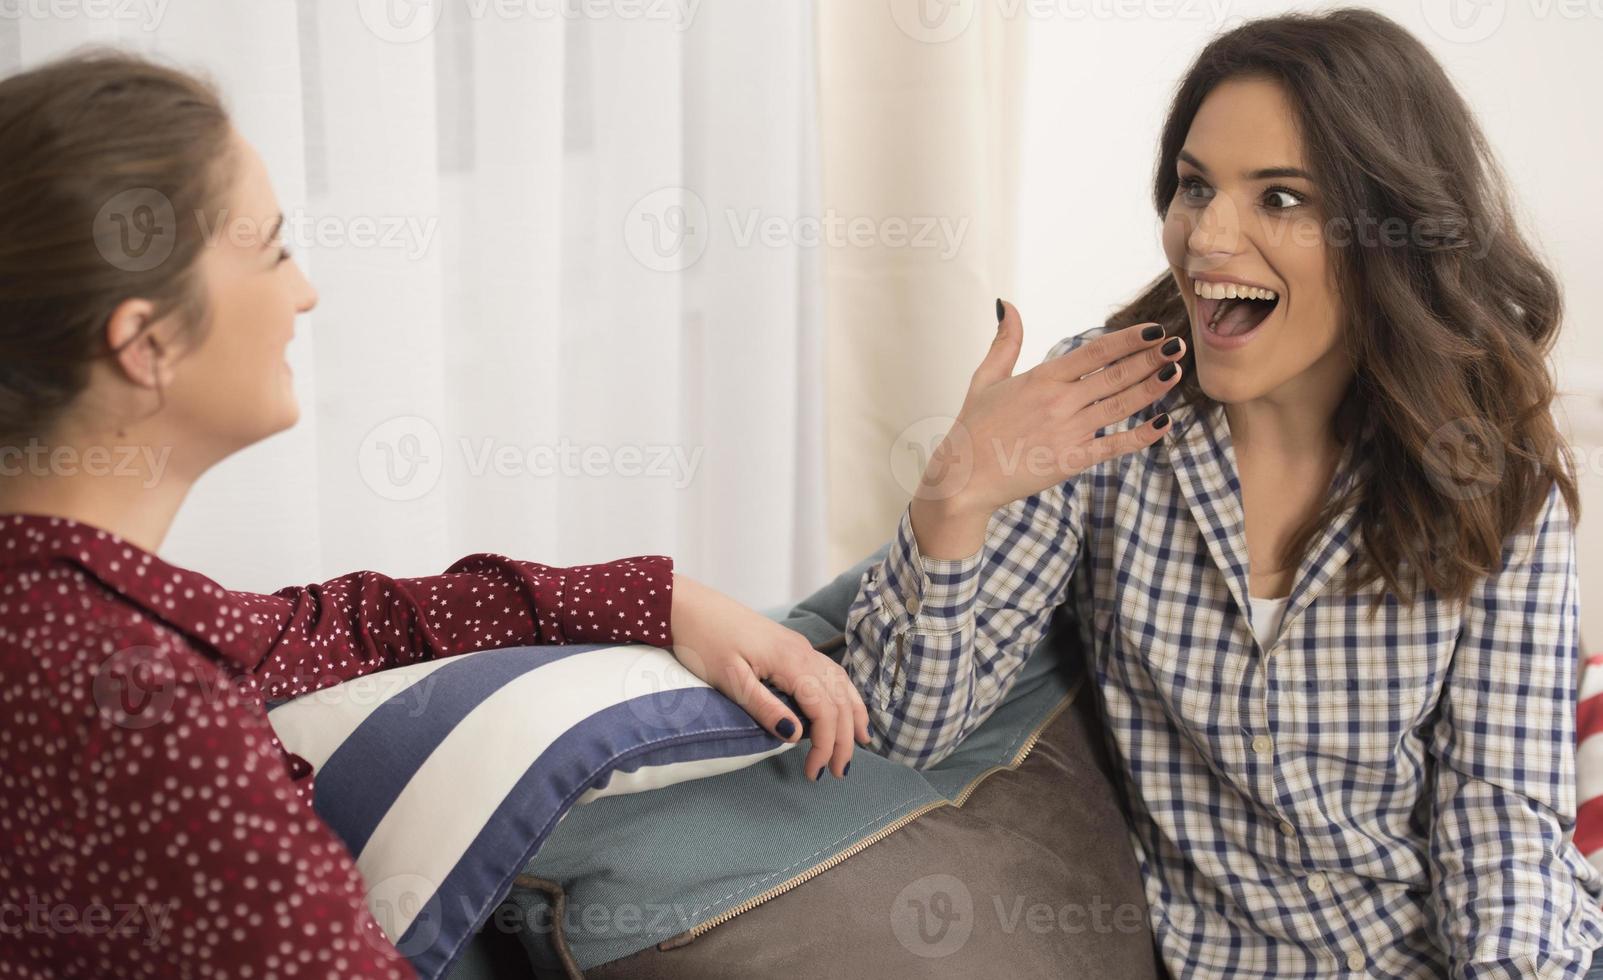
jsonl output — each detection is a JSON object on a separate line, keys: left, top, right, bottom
{"left": 1251, "top": 735, "right": 1273, "bottom": 756}
{"left": 1307, "top": 873, "right": 1328, "bottom": 894}
{"left": 906, "top": 596, "right": 921, "bottom": 616}
{"left": 1279, "top": 820, "right": 1295, "bottom": 836}
{"left": 1346, "top": 950, "right": 1365, "bottom": 971}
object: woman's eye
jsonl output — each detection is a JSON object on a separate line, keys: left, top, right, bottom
{"left": 1177, "top": 175, "right": 1212, "bottom": 205}
{"left": 1263, "top": 187, "right": 1305, "bottom": 210}
{"left": 1177, "top": 176, "right": 1306, "bottom": 212}
{"left": 276, "top": 245, "right": 292, "bottom": 264}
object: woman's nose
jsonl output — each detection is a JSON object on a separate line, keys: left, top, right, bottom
{"left": 1187, "top": 192, "right": 1244, "bottom": 260}
{"left": 295, "top": 265, "right": 319, "bottom": 314}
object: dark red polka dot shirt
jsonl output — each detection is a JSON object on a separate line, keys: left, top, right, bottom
{"left": 0, "top": 513, "right": 675, "bottom": 978}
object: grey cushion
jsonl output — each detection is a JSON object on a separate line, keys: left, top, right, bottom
{"left": 581, "top": 675, "right": 1158, "bottom": 979}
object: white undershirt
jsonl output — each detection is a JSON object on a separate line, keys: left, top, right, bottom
{"left": 1247, "top": 594, "right": 1291, "bottom": 645}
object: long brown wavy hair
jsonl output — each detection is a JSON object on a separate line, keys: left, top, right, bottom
{"left": 1108, "top": 8, "right": 1579, "bottom": 606}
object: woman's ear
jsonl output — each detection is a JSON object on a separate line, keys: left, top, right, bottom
{"left": 104, "top": 297, "right": 176, "bottom": 390}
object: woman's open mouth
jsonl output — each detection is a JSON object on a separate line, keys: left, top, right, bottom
{"left": 1192, "top": 278, "right": 1280, "bottom": 350}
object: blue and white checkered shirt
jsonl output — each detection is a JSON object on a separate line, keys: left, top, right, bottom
{"left": 844, "top": 326, "right": 1603, "bottom": 978}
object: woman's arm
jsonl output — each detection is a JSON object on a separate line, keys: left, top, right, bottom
{"left": 240, "top": 553, "right": 674, "bottom": 701}
{"left": 842, "top": 309, "right": 1182, "bottom": 769}
{"left": 1427, "top": 483, "right": 1603, "bottom": 978}
{"left": 245, "top": 554, "right": 869, "bottom": 779}
{"left": 844, "top": 482, "right": 1083, "bottom": 769}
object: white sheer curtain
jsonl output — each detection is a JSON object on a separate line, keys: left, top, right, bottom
{"left": 2, "top": 0, "right": 826, "bottom": 609}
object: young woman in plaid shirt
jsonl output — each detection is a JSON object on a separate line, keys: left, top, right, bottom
{"left": 846, "top": 10, "right": 1602, "bottom": 978}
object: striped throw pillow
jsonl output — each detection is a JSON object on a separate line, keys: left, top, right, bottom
{"left": 267, "top": 642, "right": 796, "bottom": 980}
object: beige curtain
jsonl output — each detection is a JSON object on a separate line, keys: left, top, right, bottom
{"left": 817, "top": 0, "right": 1030, "bottom": 570}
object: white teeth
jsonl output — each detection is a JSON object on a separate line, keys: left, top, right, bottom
{"left": 1192, "top": 278, "right": 1278, "bottom": 302}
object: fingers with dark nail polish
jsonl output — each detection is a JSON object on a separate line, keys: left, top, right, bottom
{"left": 1141, "top": 324, "right": 1164, "bottom": 342}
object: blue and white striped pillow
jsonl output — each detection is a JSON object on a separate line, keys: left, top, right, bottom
{"left": 266, "top": 642, "right": 796, "bottom": 980}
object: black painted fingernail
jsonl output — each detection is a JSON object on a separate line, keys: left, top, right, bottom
{"left": 843, "top": 761, "right": 852, "bottom": 777}
{"left": 1161, "top": 338, "right": 1182, "bottom": 356}
{"left": 996, "top": 298, "right": 1005, "bottom": 324}
{"left": 1158, "top": 363, "right": 1177, "bottom": 382}
{"left": 1153, "top": 413, "right": 1171, "bottom": 430}
{"left": 776, "top": 718, "right": 796, "bottom": 739}
{"left": 1140, "top": 324, "right": 1163, "bottom": 341}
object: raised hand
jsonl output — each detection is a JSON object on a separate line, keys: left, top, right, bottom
{"left": 910, "top": 302, "right": 1184, "bottom": 560}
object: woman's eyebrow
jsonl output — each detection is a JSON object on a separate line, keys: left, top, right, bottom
{"left": 1177, "top": 149, "right": 1312, "bottom": 181}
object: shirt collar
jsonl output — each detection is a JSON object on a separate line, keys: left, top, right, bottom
{"left": 1162, "top": 397, "right": 1373, "bottom": 630}
{"left": 0, "top": 512, "right": 269, "bottom": 670}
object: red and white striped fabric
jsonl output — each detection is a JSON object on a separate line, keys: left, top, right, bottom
{"left": 1577, "top": 651, "right": 1603, "bottom": 871}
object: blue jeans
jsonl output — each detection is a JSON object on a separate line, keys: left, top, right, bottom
{"left": 1587, "top": 948, "right": 1603, "bottom": 980}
